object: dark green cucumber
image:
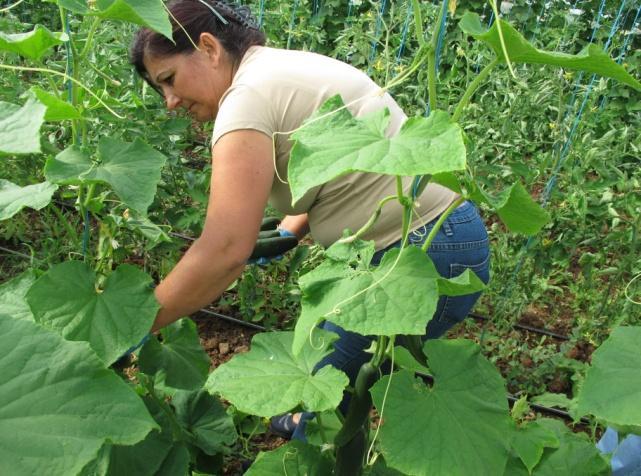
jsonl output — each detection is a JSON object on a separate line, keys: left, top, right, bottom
{"left": 249, "top": 236, "right": 298, "bottom": 260}
{"left": 335, "top": 427, "right": 367, "bottom": 476}
{"left": 334, "top": 362, "right": 378, "bottom": 447}
{"left": 260, "top": 216, "right": 280, "bottom": 231}
{"left": 405, "top": 335, "right": 428, "bottom": 368}
{"left": 258, "top": 230, "right": 280, "bottom": 239}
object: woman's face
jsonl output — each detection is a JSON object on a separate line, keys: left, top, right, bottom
{"left": 143, "top": 34, "right": 234, "bottom": 122}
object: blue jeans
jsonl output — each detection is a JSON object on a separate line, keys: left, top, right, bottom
{"left": 292, "top": 201, "right": 490, "bottom": 439}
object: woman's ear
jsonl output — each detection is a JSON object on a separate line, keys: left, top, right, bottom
{"left": 199, "top": 32, "right": 222, "bottom": 65}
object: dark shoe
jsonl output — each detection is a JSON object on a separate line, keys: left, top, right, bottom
{"left": 269, "top": 413, "right": 298, "bottom": 439}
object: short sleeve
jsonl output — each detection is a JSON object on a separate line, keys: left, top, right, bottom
{"left": 211, "top": 85, "right": 274, "bottom": 146}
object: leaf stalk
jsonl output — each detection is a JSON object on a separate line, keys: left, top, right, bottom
{"left": 452, "top": 57, "right": 499, "bottom": 122}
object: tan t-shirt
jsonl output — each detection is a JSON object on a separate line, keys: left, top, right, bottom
{"left": 212, "top": 46, "right": 458, "bottom": 250}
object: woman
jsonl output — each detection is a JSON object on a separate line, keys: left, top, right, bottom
{"left": 131, "top": 0, "right": 490, "bottom": 439}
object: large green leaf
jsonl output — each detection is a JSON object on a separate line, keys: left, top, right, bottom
{"left": 206, "top": 330, "right": 348, "bottom": 417}
{"left": 0, "top": 272, "right": 36, "bottom": 321}
{"left": 459, "top": 12, "right": 641, "bottom": 91}
{"left": 86, "top": 138, "right": 167, "bottom": 214}
{"left": 245, "top": 440, "right": 334, "bottom": 476}
{"left": 96, "top": 0, "right": 172, "bottom": 39}
{"left": 172, "top": 389, "right": 238, "bottom": 455}
{"left": 437, "top": 268, "right": 486, "bottom": 296}
{"left": 576, "top": 326, "right": 641, "bottom": 427}
{"left": 288, "top": 95, "right": 466, "bottom": 204}
{"left": 471, "top": 182, "right": 550, "bottom": 235}
{"left": 30, "top": 87, "right": 83, "bottom": 122}
{"left": 0, "top": 315, "right": 157, "bottom": 476}
{"left": 26, "top": 261, "right": 159, "bottom": 365}
{"left": 505, "top": 419, "right": 609, "bottom": 475}
{"left": 511, "top": 421, "right": 560, "bottom": 474}
{"left": 139, "top": 319, "right": 210, "bottom": 391}
{"left": 370, "top": 340, "right": 512, "bottom": 476}
{"left": 44, "top": 145, "right": 92, "bottom": 185}
{"left": 45, "top": 139, "right": 167, "bottom": 214}
{"left": 0, "top": 25, "right": 67, "bottom": 60}
{"left": 81, "top": 396, "right": 190, "bottom": 476}
{"left": 293, "top": 246, "right": 440, "bottom": 356}
{"left": 0, "top": 180, "right": 57, "bottom": 220}
{"left": 0, "top": 98, "right": 46, "bottom": 154}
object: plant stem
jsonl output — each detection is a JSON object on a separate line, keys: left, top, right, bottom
{"left": 452, "top": 58, "right": 499, "bottom": 122}
{"left": 79, "top": 18, "right": 100, "bottom": 60}
{"left": 59, "top": 6, "right": 80, "bottom": 143}
{"left": 421, "top": 196, "right": 466, "bottom": 252}
{"left": 395, "top": 176, "right": 404, "bottom": 198}
{"left": 83, "top": 183, "right": 96, "bottom": 209}
{"left": 372, "top": 336, "right": 390, "bottom": 368}
{"left": 0, "top": 64, "right": 124, "bottom": 118}
{"left": 0, "top": 0, "right": 26, "bottom": 13}
{"left": 383, "top": 46, "right": 428, "bottom": 91}
{"left": 427, "top": 0, "right": 448, "bottom": 112}
{"left": 141, "top": 376, "right": 185, "bottom": 442}
{"left": 337, "top": 195, "right": 397, "bottom": 243}
{"left": 411, "top": 0, "right": 426, "bottom": 47}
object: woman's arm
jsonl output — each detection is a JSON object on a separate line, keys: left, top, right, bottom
{"left": 151, "top": 130, "right": 274, "bottom": 332}
{"left": 280, "top": 214, "right": 309, "bottom": 240}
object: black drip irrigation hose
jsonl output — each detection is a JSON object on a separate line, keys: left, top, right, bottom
{"left": 197, "top": 307, "right": 266, "bottom": 332}
{"left": 468, "top": 312, "right": 570, "bottom": 341}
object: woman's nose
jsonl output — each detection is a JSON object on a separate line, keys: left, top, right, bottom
{"left": 165, "top": 92, "right": 181, "bottom": 110}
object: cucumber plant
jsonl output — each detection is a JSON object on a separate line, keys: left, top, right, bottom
{"left": 207, "top": 2, "right": 641, "bottom": 475}
{"left": 1, "top": 1, "right": 640, "bottom": 475}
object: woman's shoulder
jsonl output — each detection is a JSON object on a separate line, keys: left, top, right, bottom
{"left": 237, "top": 46, "right": 362, "bottom": 82}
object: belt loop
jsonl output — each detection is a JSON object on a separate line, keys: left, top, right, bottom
{"left": 442, "top": 219, "right": 453, "bottom": 237}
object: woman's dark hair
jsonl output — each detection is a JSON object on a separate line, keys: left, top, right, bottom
{"left": 130, "top": 0, "right": 265, "bottom": 87}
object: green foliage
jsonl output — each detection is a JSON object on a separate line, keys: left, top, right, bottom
{"left": 0, "top": 314, "right": 157, "bottom": 476}
{"left": 459, "top": 12, "right": 641, "bottom": 91}
{"left": 0, "top": 271, "right": 36, "bottom": 321}
{"left": 510, "top": 421, "right": 560, "bottom": 473}
{"left": 576, "top": 326, "right": 641, "bottom": 427}
{"left": 138, "top": 319, "right": 211, "bottom": 391}
{"left": 0, "top": 24, "right": 66, "bottom": 59}
{"left": 28, "top": 86, "right": 83, "bottom": 121}
{"left": 289, "top": 96, "right": 466, "bottom": 203}
{"left": 293, "top": 245, "right": 441, "bottom": 355}
{"left": 45, "top": 138, "right": 167, "bottom": 215}
{"left": 206, "top": 329, "right": 349, "bottom": 417}
{"left": 471, "top": 181, "right": 551, "bottom": 235}
{"left": 505, "top": 419, "right": 610, "bottom": 475}
{"left": 0, "top": 98, "right": 46, "bottom": 154}
{"left": 245, "top": 440, "right": 334, "bottom": 476}
{"left": 94, "top": 0, "right": 172, "bottom": 39}
{"left": 26, "top": 261, "right": 158, "bottom": 365}
{"left": 370, "top": 340, "right": 512, "bottom": 476}
{"left": 0, "top": 179, "right": 57, "bottom": 220}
